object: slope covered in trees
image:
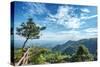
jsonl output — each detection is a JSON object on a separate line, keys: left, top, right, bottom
{"left": 52, "top": 38, "right": 97, "bottom": 55}
{"left": 14, "top": 44, "right": 96, "bottom": 65}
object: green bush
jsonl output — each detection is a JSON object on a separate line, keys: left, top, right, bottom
{"left": 14, "top": 48, "right": 24, "bottom": 62}
{"left": 29, "top": 47, "right": 48, "bottom": 64}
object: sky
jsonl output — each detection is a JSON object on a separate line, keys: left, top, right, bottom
{"left": 13, "top": 2, "right": 97, "bottom": 42}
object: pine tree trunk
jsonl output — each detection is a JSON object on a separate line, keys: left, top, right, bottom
{"left": 22, "top": 38, "right": 29, "bottom": 49}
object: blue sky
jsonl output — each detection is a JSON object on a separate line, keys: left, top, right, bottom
{"left": 13, "top": 2, "right": 97, "bottom": 42}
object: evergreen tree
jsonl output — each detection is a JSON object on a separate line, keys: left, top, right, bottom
{"left": 71, "top": 45, "right": 93, "bottom": 62}
{"left": 16, "top": 18, "right": 46, "bottom": 49}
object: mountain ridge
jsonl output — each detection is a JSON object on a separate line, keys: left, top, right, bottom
{"left": 52, "top": 38, "right": 97, "bottom": 55}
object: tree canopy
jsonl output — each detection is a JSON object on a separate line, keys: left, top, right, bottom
{"left": 71, "top": 45, "right": 93, "bottom": 62}
{"left": 16, "top": 18, "right": 46, "bottom": 48}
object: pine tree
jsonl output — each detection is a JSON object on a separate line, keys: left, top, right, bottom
{"left": 16, "top": 18, "right": 46, "bottom": 49}
{"left": 71, "top": 45, "right": 93, "bottom": 62}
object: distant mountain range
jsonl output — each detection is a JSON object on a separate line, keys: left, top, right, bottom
{"left": 52, "top": 38, "right": 97, "bottom": 55}
{"left": 13, "top": 39, "right": 65, "bottom": 48}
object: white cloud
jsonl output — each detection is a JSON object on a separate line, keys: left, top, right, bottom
{"left": 23, "top": 3, "right": 48, "bottom": 17}
{"left": 87, "top": 15, "right": 97, "bottom": 19}
{"left": 84, "top": 28, "right": 97, "bottom": 33}
{"left": 47, "top": 6, "right": 70, "bottom": 21}
{"left": 81, "top": 8, "right": 90, "bottom": 13}
{"left": 55, "top": 6, "right": 70, "bottom": 19}
{"left": 67, "top": 17, "right": 80, "bottom": 29}
{"left": 81, "top": 15, "right": 97, "bottom": 20}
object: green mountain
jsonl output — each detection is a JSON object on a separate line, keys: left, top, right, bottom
{"left": 52, "top": 38, "right": 97, "bottom": 55}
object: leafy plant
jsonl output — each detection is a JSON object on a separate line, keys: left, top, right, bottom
{"left": 14, "top": 48, "right": 24, "bottom": 62}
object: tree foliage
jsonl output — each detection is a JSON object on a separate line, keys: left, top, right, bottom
{"left": 14, "top": 45, "right": 95, "bottom": 65}
{"left": 16, "top": 18, "right": 46, "bottom": 48}
{"left": 71, "top": 45, "right": 93, "bottom": 62}
{"left": 14, "top": 48, "right": 24, "bottom": 62}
